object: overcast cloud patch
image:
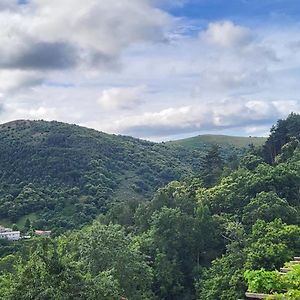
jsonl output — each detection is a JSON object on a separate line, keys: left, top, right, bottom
{"left": 0, "top": 0, "right": 171, "bottom": 90}
{"left": 0, "top": 1, "right": 299, "bottom": 140}
{"left": 107, "top": 100, "right": 300, "bottom": 139}
{"left": 0, "top": 42, "right": 77, "bottom": 70}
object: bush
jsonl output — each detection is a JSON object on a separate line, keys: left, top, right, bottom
{"left": 244, "top": 269, "right": 287, "bottom": 294}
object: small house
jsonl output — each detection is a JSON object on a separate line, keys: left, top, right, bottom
{"left": 35, "top": 230, "right": 51, "bottom": 237}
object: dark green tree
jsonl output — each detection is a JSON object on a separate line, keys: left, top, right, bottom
{"left": 201, "top": 145, "right": 224, "bottom": 187}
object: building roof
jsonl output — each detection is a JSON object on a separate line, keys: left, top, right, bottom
{"left": 35, "top": 230, "right": 51, "bottom": 236}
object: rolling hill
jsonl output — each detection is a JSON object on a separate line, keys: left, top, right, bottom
{"left": 0, "top": 120, "right": 203, "bottom": 232}
{"left": 0, "top": 120, "right": 262, "bottom": 232}
{"left": 168, "top": 134, "right": 266, "bottom": 151}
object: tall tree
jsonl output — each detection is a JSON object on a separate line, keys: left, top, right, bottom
{"left": 201, "top": 145, "right": 224, "bottom": 187}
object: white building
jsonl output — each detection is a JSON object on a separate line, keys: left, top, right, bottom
{"left": 0, "top": 231, "right": 21, "bottom": 241}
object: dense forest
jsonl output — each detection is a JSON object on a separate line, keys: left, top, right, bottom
{"left": 0, "top": 120, "right": 252, "bottom": 233}
{"left": 0, "top": 113, "right": 300, "bottom": 299}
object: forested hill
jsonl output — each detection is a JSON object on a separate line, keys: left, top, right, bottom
{"left": 1, "top": 114, "right": 300, "bottom": 300}
{"left": 0, "top": 120, "right": 192, "bottom": 230}
{"left": 0, "top": 119, "right": 214, "bottom": 232}
{"left": 168, "top": 134, "right": 266, "bottom": 152}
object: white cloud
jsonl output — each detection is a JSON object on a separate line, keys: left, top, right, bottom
{"left": 98, "top": 86, "right": 146, "bottom": 110}
{"left": 32, "top": 0, "right": 170, "bottom": 53}
{"left": 0, "top": 0, "right": 171, "bottom": 92}
{"left": 0, "top": 2, "right": 300, "bottom": 141}
{"left": 105, "top": 99, "right": 300, "bottom": 139}
{"left": 0, "top": 70, "right": 43, "bottom": 93}
{"left": 195, "top": 68, "right": 269, "bottom": 97}
{"left": 3, "top": 104, "right": 58, "bottom": 121}
{"left": 16, "top": 106, "right": 56, "bottom": 119}
{"left": 201, "top": 21, "right": 253, "bottom": 48}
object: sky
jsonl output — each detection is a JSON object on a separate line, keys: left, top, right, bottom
{"left": 0, "top": 0, "right": 300, "bottom": 141}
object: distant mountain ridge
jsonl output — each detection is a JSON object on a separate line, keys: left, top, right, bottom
{"left": 168, "top": 134, "right": 266, "bottom": 150}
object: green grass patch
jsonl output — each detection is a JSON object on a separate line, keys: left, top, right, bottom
{"left": 168, "top": 134, "right": 266, "bottom": 149}
{"left": 0, "top": 213, "right": 39, "bottom": 229}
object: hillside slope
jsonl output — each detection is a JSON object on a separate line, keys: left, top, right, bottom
{"left": 168, "top": 134, "right": 266, "bottom": 151}
{"left": 0, "top": 120, "right": 203, "bottom": 231}
{"left": 0, "top": 120, "right": 257, "bottom": 232}
{"left": 1, "top": 114, "right": 300, "bottom": 300}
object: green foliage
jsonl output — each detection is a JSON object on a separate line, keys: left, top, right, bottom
{"left": 1, "top": 114, "right": 300, "bottom": 299}
{"left": 263, "top": 112, "right": 300, "bottom": 163}
{"left": 0, "top": 120, "right": 208, "bottom": 230}
{"left": 196, "top": 219, "right": 300, "bottom": 299}
{"left": 70, "top": 222, "right": 154, "bottom": 300}
{"left": 201, "top": 145, "right": 224, "bottom": 187}
{"left": 0, "top": 222, "right": 153, "bottom": 300}
{"left": 0, "top": 240, "right": 86, "bottom": 300}
{"left": 0, "top": 120, "right": 263, "bottom": 231}
{"left": 246, "top": 220, "right": 300, "bottom": 270}
{"left": 132, "top": 180, "right": 220, "bottom": 300}
{"left": 244, "top": 265, "right": 300, "bottom": 298}
{"left": 244, "top": 269, "right": 286, "bottom": 294}
{"left": 242, "top": 192, "right": 297, "bottom": 225}
{"left": 196, "top": 121, "right": 300, "bottom": 300}
{"left": 197, "top": 252, "right": 246, "bottom": 300}
{"left": 240, "top": 153, "right": 264, "bottom": 170}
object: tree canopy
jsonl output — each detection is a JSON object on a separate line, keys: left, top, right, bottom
{"left": 1, "top": 113, "right": 300, "bottom": 299}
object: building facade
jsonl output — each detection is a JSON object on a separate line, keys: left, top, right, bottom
{"left": 0, "top": 231, "right": 21, "bottom": 241}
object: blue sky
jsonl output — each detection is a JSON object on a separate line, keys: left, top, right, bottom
{"left": 0, "top": 0, "right": 299, "bottom": 140}
{"left": 166, "top": 0, "right": 300, "bottom": 21}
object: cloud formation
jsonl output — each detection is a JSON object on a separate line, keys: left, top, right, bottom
{"left": 0, "top": 0, "right": 171, "bottom": 91}
{"left": 98, "top": 86, "right": 146, "bottom": 110}
{"left": 0, "top": 41, "right": 77, "bottom": 70}
{"left": 0, "top": 2, "right": 300, "bottom": 140}
{"left": 0, "top": 0, "right": 18, "bottom": 11}
{"left": 109, "top": 100, "right": 300, "bottom": 138}
{"left": 201, "top": 21, "right": 253, "bottom": 48}
{"left": 0, "top": 70, "right": 43, "bottom": 93}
